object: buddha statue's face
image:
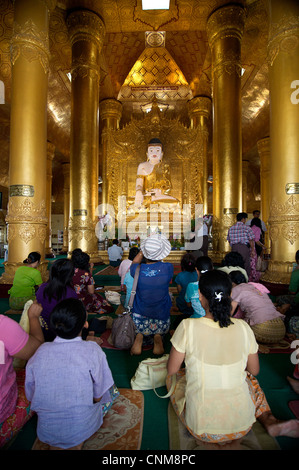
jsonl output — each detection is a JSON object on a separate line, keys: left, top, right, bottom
{"left": 147, "top": 144, "right": 163, "bottom": 165}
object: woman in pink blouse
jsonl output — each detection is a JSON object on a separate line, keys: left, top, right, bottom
{"left": 0, "top": 302, "right": 44, "bottom": 448}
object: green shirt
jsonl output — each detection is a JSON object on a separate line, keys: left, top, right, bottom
{"left": 289, "top": 268, "right": 299, "bottom": 304}
{"left": 8, "top": 266, "right": 43, "bottom": 298}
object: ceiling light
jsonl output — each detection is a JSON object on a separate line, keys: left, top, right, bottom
{"left": 142, "top": 0, "right": 170, "bottom": 10}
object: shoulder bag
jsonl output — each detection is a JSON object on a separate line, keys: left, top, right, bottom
{"left": 131, "top": 354, "right": 176, "bottom": 398}
{"left": 111, "top": 265, "right": 140, "bottom": 350}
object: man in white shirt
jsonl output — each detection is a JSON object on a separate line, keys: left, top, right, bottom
{"left": 246, "top": 210, "right": 267, "bottom": 232}
{"left": 107, "top": 239, "right": 123, "bottom": 267}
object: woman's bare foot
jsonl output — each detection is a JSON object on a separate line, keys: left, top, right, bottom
{"left": 130, "top": 333, "right": 143, "bottom": 355}
{"left": 267, "top": 420, "right": 299, "bottom": 438}
{"left": 287, "top": 376, "right": 299, "bottom": 394}
{"left": 259, "top": 411, "right": 299, "bottom": 438}
{"left": 153, "top": 334, "right": 164, "bottom": 355}
{"left": 86, "top": 334, "right": 103, "bottom": 346}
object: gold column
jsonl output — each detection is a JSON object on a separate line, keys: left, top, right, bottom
{"left": 207, "top": 4, "right": 246, "bottom": 257}
{"left": 99, "top": 98, "right": 123, "bottom": 211}
{"left": 61, "top": 162, "right": 70, "bottom": 254}
{"left": 242, "top": 160, "right": 249, "bottom": 213}
{"left": 257, "top": 137, "right": 270, "bottom": 250}
{"left": 1, "top": 0, "right": 54, "bottom": 283}
{"left": 67, "top": 9, "right": 105, "bottom": 261}
{"left": 262, "top": 0, "right": 299, "bottom": 284}
{"left": 45, "top": 141, "right": 55, "bottom": 258}
{"left": 187, "top": 95, "right": 212, "bottom": 215}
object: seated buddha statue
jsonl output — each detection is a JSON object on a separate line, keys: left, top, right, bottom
{"left": 134, "top": 138, "right": 179, "bottom": 208}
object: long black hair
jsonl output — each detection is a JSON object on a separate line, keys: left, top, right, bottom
{"left": 43, "top": 259, "right": 75, "bottom": 302}
{"left": 198, "top": 270, "right": 233, "bottom": 328}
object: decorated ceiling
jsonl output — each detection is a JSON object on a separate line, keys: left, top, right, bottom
{"left": 0, "top": 0, "right": 270, "bottom": 212}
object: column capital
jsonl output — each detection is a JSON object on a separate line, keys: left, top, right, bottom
{"left": 267, "top": 1, "right": 299, "bottom": 67}
{"left": 206, "top": 4, "right": 246, "bottom": 49}
{"left": 99, "top": 98, "right": 123, "bottom": 122}
{"left": 187, "top": 95, "right": 212, "bottom": 120}
{"left": 66, "top": 9, "right": 105, "bottom": 51}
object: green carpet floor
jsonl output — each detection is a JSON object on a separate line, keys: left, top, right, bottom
{"left": 1, "top": 257, "right": 299, "bottom": 451}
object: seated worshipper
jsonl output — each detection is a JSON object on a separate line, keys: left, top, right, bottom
{"left": 25, "top": 298, "right": 119, "bottom": 450}
{"left": 129, "top": 233, "right": 173, "bottom": 356}
{"left": 118, "top": 247, "right": 140, "bottom": 291}
{"left": 218, "top": 251, "right": 249, "bottom": 282}
{"left": 108, "top": 239, "right": 123, "bottom": 267}
{"left": 276, "top": 249, "right": 299, "bottom": 316}
{"left": 185, "top": 256, "right": 214, "bottom": 319}
{"left": 229, "top": 270, "right": 286, "bottom": 347}
{"left": 0, "top": 302, "right": 44, "bottom": 448}
{"left": 167, "top": 270, "right": 299, "bottom": 450}
{"left": 72, "top": 249, "right": 113, "bottom": 315}
{"left": 8, "top": 252, "right": 43, "bottom": 310}
{"left": 227, "top": 212, "right": 255, "bottom": 277}
{"left": 175, "top": 253, "right": 198, "bottom": 315}
{"left": 36, "top": 259, "right": 78, "bottom": 342}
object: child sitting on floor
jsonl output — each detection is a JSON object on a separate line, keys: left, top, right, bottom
{"left": 185, "top": 256, "right": 214, "bottom": 318}
{"left": 25, "top": 298, "right": 119, "bottom": 450}
{"left": 175, "top": 253, "right": 198, "bottom": 315}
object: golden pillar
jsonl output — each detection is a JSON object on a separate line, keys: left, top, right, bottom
{"left": 257, "top": 137, "right": 270, "bottom": 250}
{"left": 45, "top": 141, "right": 55, "bottom": 258}
{"left": 242, "top": 160, "right": 249, "bottom": 213}
{"left": 1, "top": 0, "right": 53, "bottom": 283}
{"left": 262, "top": 0, "right": 299, "bottom": 284}
{"left": 207, "top": 4, "right": 246, "bottom": 257}
{"left": 66, "top": 9, "right": 105, "bottom": 261}
{"left": 187, "top": 95, "right": 212, "bottom": 215}
{"left": 99, "top": 98, "right": 123, "bottom": 211}
{"left": 61, "top": 162, "right": 70, "bottom": 254}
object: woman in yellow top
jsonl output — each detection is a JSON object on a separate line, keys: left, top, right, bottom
{"left": 167, "top": 270, "right": 299, "bottom": 449}
{"left": 8, "top": 252, "right": 43, "bottom": 310}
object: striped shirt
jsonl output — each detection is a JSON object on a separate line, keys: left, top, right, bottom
{"left": 227, "top": 222, "right": 255, "bottom": 246}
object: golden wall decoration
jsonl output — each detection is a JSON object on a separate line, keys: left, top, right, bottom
{"left": 11, "top": 18, "right": 50, "bottom": 74}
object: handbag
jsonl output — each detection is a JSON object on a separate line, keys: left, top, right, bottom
{"left": 105, "top": 290, "right": 121, "bottom": 305}
{"left": 111, "top": 265, "right": 140, "bottom": 350}
{"left": 256, "top": 254, "right": 268, "bottom": 272}
{"left": 13, "top": 300, "right": 33, "bottom": 369}
{"left": 131, "top": 354, "right": 176, "bottom": 398}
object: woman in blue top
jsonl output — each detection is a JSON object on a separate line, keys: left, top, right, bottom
{"left": 186, "top": 256, "right": 214, "bottom": 318}
{"left": 130, "top": 234, "right": 173, "bottom": 356}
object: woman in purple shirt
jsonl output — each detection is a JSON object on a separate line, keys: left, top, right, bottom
{"left": 36, "top": 259, "right": 78, "bottom": 341}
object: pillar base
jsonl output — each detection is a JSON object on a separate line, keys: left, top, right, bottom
{"left": 260, "top": 260, "right": 293, "bottom": 285}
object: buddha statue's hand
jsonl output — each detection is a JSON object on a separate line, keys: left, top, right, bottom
{"left": 135, "top": 189, "right": 144, "bottom": 207}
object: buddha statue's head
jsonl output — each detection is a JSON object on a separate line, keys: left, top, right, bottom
{"left": 147, "top": 138, "right": 163, "bottom": 165}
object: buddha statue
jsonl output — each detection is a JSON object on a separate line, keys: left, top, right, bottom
{"left": 134, "top": 138, "right": 178, "bottom": 208}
